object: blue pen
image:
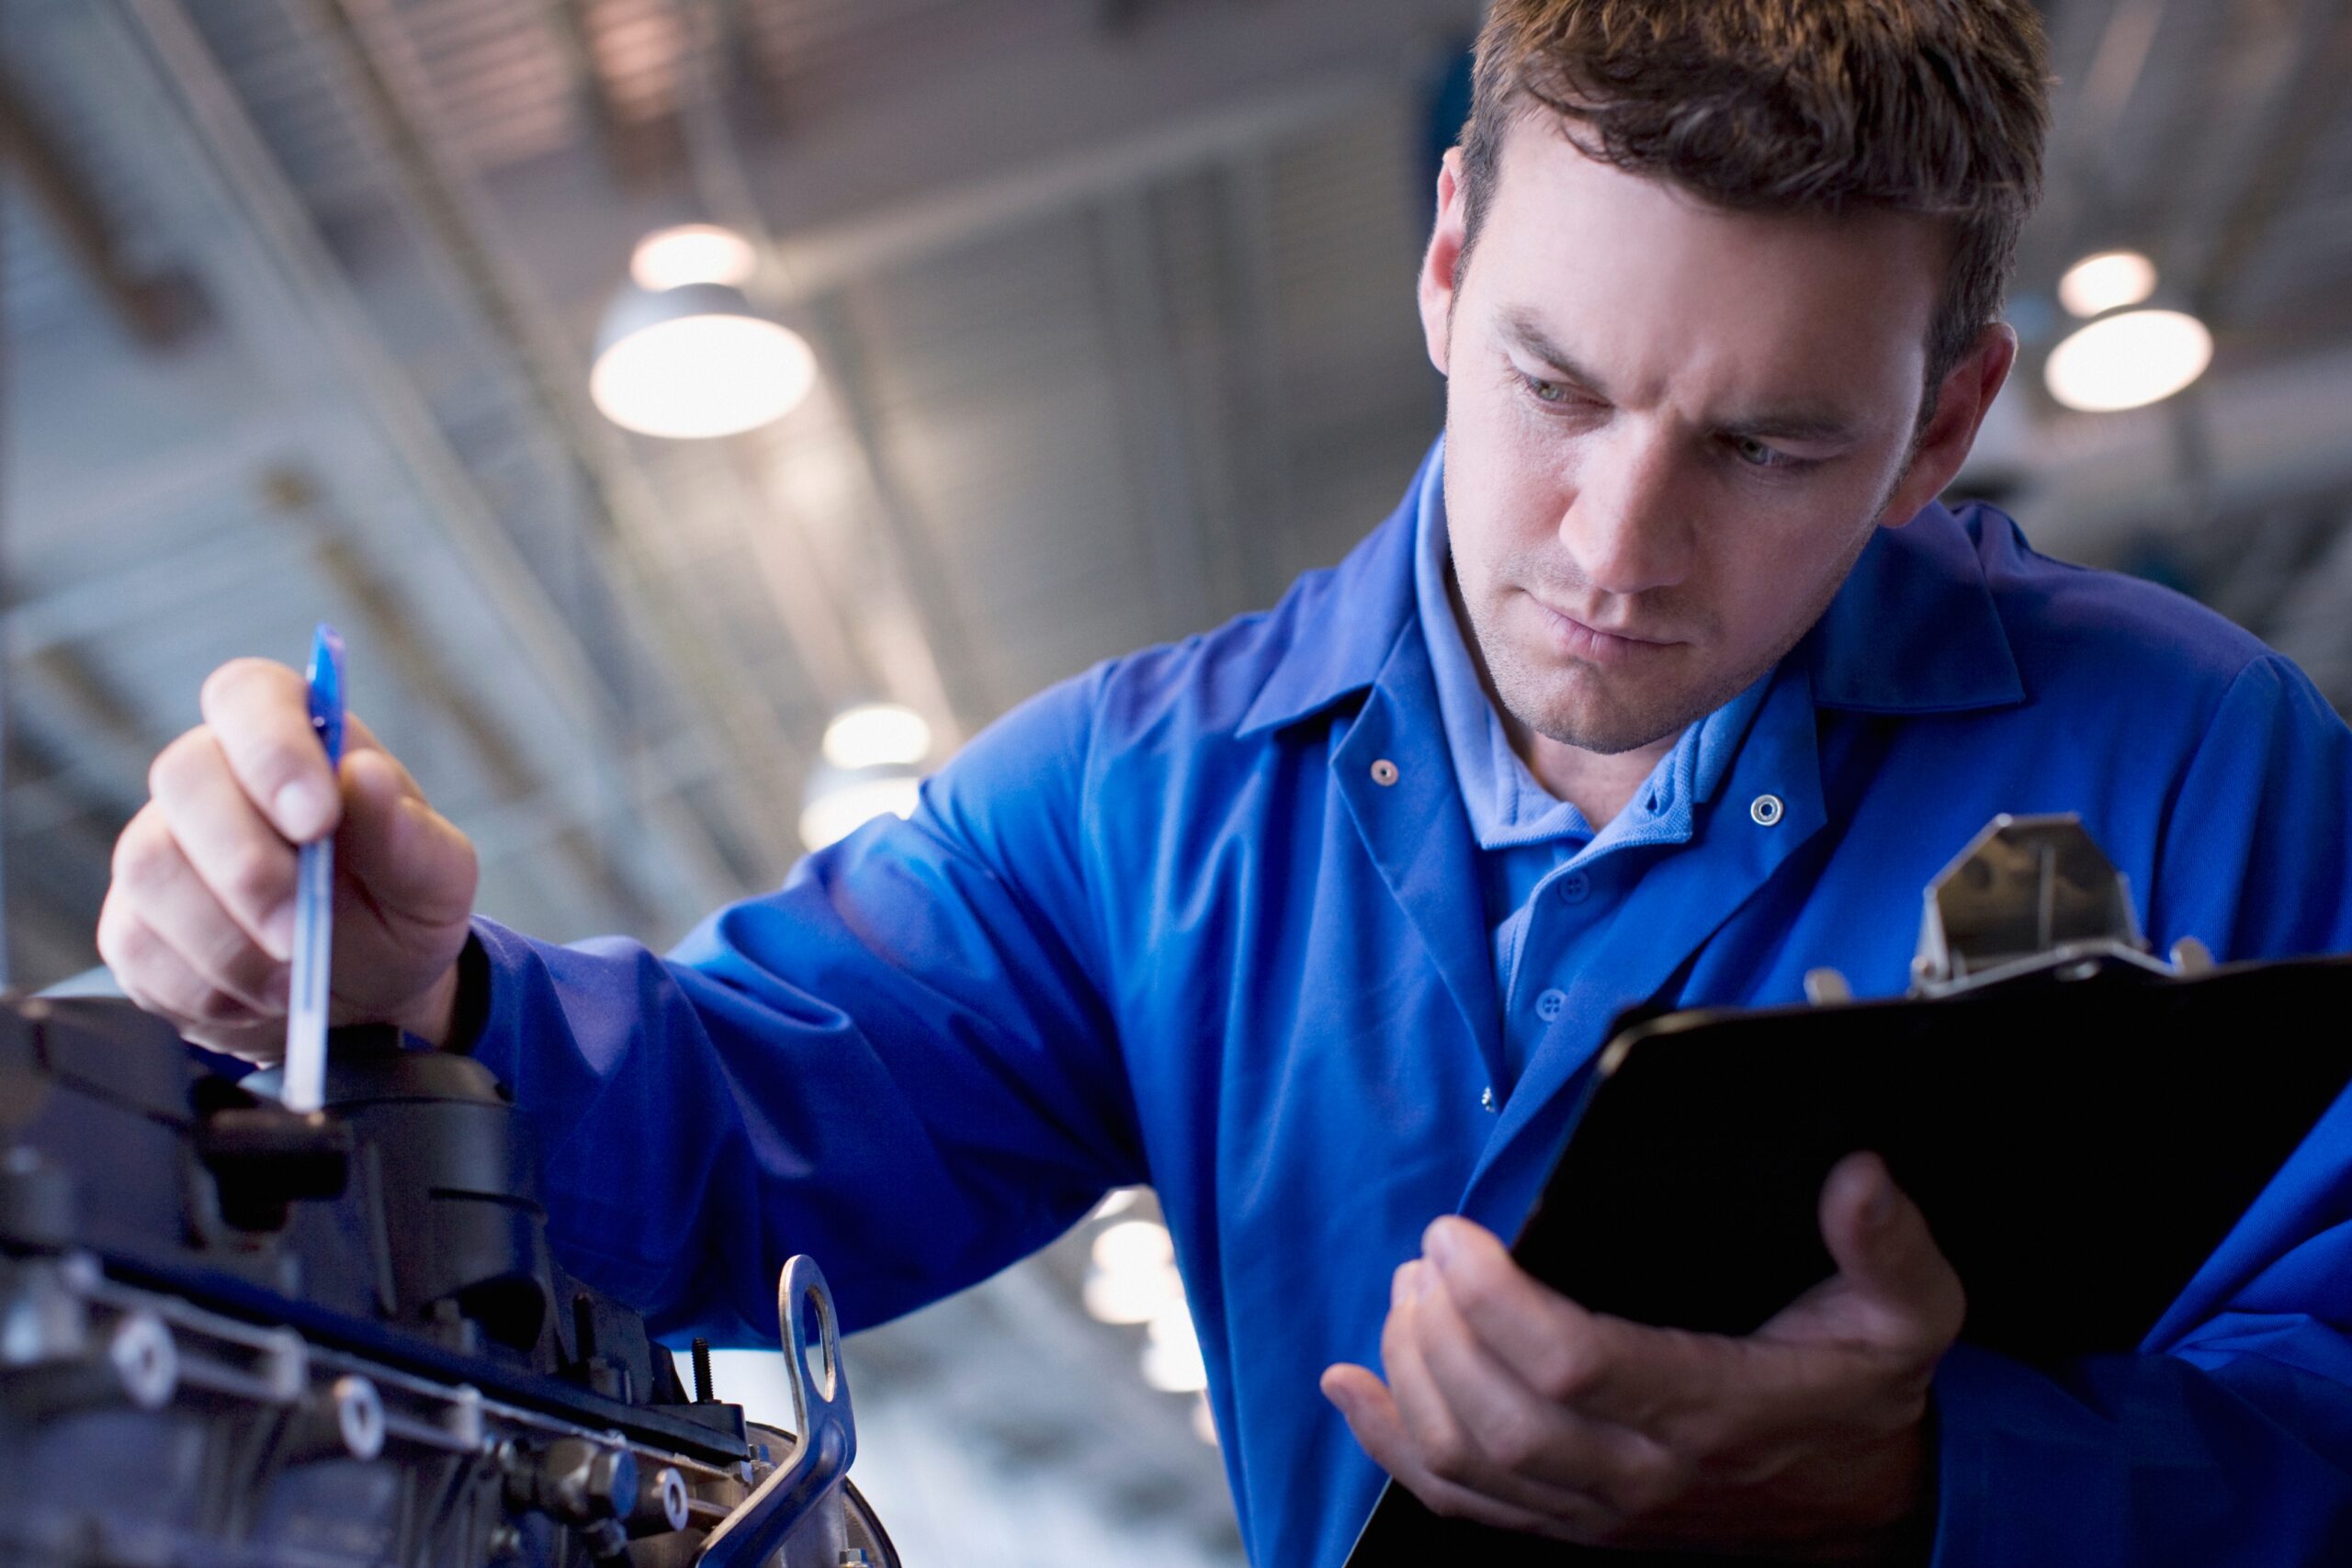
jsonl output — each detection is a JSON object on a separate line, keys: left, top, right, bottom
{"left": 281, "top": 624, "right": 345, "bottom": 1115}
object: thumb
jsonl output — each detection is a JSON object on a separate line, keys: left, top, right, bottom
{"left": 334, "top": 748, "right": 478, "bottom": 938}
{"left": 1781, "top": 1152, "right": 1964, "bottom": 1354}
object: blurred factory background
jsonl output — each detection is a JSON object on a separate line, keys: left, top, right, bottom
{"left": 1, "top": 0, "right": 2347, "bottom": 1562}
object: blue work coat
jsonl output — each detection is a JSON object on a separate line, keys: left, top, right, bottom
{"left": 469, "top": 446, "right": 2352, "bottom": 1567}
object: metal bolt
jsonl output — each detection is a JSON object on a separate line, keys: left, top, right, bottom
{"left": 108, "top": 1312, "right": 177, "bottom": 1411}
{"left": 629, "top": 1465, "right": 691, "bottom": 1536}
{"left": 331, "top": 1374, "right": 385, "bottom": 1460}
{"left": 691, "top": 1336, "right": 716, "bottom": 1403}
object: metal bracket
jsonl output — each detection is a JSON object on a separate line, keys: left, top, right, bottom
{"left": 695, "top": 1256, "right": 857, "bottom": 1568}
{"left": 1909, "top": 813, "right": 2207, "bottom": 998}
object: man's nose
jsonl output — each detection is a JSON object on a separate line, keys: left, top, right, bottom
{"left": 1560, "top": 427, "right": 1694, "bottom": 598}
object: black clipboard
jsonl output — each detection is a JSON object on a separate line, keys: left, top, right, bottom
{"left": 1344, "top": 953, "right": 2352, "bottom": 1566}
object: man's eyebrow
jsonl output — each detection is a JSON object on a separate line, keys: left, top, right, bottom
{"left": 1498, "top": 306, "right": 1868, "bottom": 446}
{"left": 1498, "top": 309, "right": 1613, "bottom": 398}
{"left": 1716, "top": 408, "right": 1868, "bottom": 446}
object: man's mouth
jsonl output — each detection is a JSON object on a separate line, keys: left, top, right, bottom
{"left": 1527, "top": 595, "right": 1682, "bottom": 667}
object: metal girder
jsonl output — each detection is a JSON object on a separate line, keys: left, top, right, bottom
{"left": 258, "top": 466, "right": 652, "bottom": 933}
{"left": 539, "top": 0, "right": 678, "bottom": 188}
{"left": 1091, "top": 186, "right": 1215, "bottom": 645}
{"left": 2188, "top": 0, "right": 2352, "bottom": 321}
{"left": 297, "top": 0, "right": 809, "bottom": 876}
{"left": 26, "top": 0, "right": 747, "bottom": 934}
{"left": 669, "top": 0, "right": 978, "bottom": 743}
{"left": 759, "top": 71, "right": 1396, "bottom": 310}
{"left": 0, "top": 64, "right": 199, "bottom": 346}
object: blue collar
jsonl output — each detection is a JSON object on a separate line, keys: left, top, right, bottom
{"left": 1238, "top": 438, "right": 2024, "bottom": 739}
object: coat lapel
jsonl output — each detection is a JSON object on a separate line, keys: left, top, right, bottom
{"left": 1330, "top": 626, "right": 1507, "bottom": 1089}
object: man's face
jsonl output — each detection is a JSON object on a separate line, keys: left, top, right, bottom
{"left": 1420, "top": 120, "right": 1974, "bottom": 756}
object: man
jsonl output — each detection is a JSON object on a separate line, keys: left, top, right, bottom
{"left": 97, "top": 1, "right": 2352, "bottom": 1562}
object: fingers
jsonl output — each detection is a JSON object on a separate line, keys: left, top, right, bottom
{"left": 1421, "top": 1216, "right": 1715, "bottom": 1432}
{"left": 1392, "top": 1258, "right": 1667, "bottom": 1517}
{"left": 198, "top": 659, "right": 338, "bottom": 842}
{"left": 96, "top": 892, "right": 284, "bottom": 1063}
{"left": 334, "top": 749, "right": 478, "bottom": 935}
{"left": 1320, "top": 1363, "right": 1589, "bottom": 1539}
{"left": 106, "top": 802, "right": 290, "bottom": 1012}
{"left": 1809, "top": 1153, "right": 1967, "bottom": 1356}
{"left": 148, "top": 730, "right": 300, "bottom": 960}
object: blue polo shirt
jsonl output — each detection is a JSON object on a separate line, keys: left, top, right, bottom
{"left": 469, "top": 440, "right": 2352, "bottom": 1567}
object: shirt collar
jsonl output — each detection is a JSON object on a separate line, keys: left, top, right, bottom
{"left": 1238, "top": 436, "right": 2024, "bottom": 739}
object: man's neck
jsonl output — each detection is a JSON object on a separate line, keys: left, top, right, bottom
{"left": 1507, "top": 713, "right": 1679, "bottom": 831}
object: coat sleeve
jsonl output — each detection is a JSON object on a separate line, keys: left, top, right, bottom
{"left": 1930, "top": 652, "right": 2352, "bottom": 1565}
{"left": 463, "top": 669, "right": 1144, "bottom": 1345}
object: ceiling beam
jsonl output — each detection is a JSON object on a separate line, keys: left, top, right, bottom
{"left": 26, "top": 0, "right": 752, "bottom": 933}
{"left": 540, "top": 0, "right": 679, "bottom": 189}
{"left": 2189, "top": 0, "right": 2352, "bottom": 322}
{"left": 0, "top": 66, "right": 199, "bottom": 346}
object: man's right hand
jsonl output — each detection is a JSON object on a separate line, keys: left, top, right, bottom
{"left": 97, "top": 658, "right": 481, "bottom": 1060}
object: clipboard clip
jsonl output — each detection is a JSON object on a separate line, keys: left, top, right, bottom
{"left": 1898, "top": 813, "right": 2211, "bottom": 998}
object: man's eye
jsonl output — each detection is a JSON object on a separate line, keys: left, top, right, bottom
{"left": 1519, "top": 374, "right": 1579, "bottom": 407}
{"left": 1731, "top": 435, "right": 1795, "bottom": 469}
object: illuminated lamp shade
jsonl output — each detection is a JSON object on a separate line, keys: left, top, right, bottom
{"left": 591, "top": 281, "right": 817, "bottom": 440}
{"left": 631, "top": 223, "right": 758, "bottom": 291}
{"left": 1141, "top": 1305, "right": 1209, "bottom": 1394}
{"left": 822, "top": 703, "right": 933, "bottom": 771}
{"left": 2057, "top": 249, "right": 2159, "bottom": 319}
{"left": 1084, "top": 1218, "right": 1184, "bottom": 1325}
{"left": 798, "top": 764, "right": 922, "bottom": 852}
{"left": 2043, "top": 309, "right": 2213, "bottom": 413}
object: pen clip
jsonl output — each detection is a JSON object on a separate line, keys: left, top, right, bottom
{"left": 307, "top": 624, "right": 345, "bottom": 773}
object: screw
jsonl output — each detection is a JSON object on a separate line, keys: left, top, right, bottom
{"left": 691, "top": 1336, "right": 716, "bottom": 1403}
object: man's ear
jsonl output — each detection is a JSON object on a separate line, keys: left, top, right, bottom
{"left": 1418, "top": 149, "right": 1470, "bottom": 379}
{"left": 1880, "top": 321, "right": 2020, "bottom": 525}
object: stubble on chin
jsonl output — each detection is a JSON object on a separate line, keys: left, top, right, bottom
{"left": 1462, "top": 525, "right": 1875, "bottom": 757}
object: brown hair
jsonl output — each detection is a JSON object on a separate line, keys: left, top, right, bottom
{"left": 1457, "top": 0, "right": 2051, "bottom": 412}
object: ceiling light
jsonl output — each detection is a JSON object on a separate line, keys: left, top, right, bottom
{"left": 1141, "top": 1305, "right": 1208, "bottom": 1394}
{"left": 631, "top": 223, "right": 759, "bottom": 290}
{"left": 822, "top": 703, "right": 933, "bottom": 771}
{"left": 798, "top": 768, "right": 922, "bottom": 852}
{"left": 1081, "top": 1258, "right": 1185, "bottom": 1325}
{"left": 1087, "top": 1187, "right": 1143, "bottom": 1223}
{"left": 2057, "top": 250, "right": 2159, "bottom": 319}
{"left": 591, "top": 281, "right": 817, "bottom": 440}
{"left": 1091, "top": 1219, "right": 1174, "bottom": 1275}
{"left": 2043, "top": 309, "right": 2213, "bottom": 412}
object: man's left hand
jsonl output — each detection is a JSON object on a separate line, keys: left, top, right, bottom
{"left": 1319, "top": 1152, "right": 1963, "bottom": 1562}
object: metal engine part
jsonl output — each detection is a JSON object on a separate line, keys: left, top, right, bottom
{"left": 0, "top": 998, "right": 898, "bottom": 1568}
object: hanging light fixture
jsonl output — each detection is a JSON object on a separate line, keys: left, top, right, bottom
{"left": 2056, "top": 249, "right": 2158, "bottom": 319}
{"left": 821, "top": 703, "right": 933, "bottom": 771}
{"left": 2042, "top": 247, "right": 2212, "bottom": 414}
{"left": 2044, "top": 308, "right": 2213, "bottom": 413}
{"left": 590, "top": 223, "right": 817, "bottom": 440}
{"left": 629, "top": 223, "right": 758, "bottom": 291}
{"left": 797, "top": 763, "right": 922, "bottom": 852}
